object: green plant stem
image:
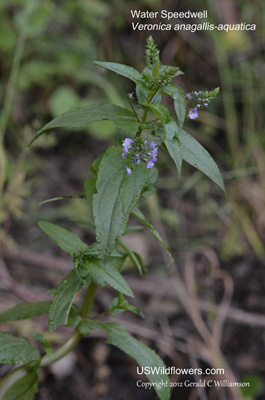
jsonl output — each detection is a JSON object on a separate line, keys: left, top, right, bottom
{"left": 128, "top": 98, "right": 140, "bottom": 122}
{"left": 40, "top": 330, "right": 82, "bottom": 367}
{"left": 135, "top": 87, "right": 160, "bottom": 138}
{"left": 0, "top": 282, "right": 98, "bottom": 394}
{"left": 81, "top": 282, "right": 98, "bottom": 318}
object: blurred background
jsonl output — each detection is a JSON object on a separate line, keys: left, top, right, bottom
{"left": 0, "top": 0, "right": 265, "bottom": 399}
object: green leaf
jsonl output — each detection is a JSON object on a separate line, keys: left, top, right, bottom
{"left": 75, "top": 255, "right": 133, "bottom": 297}
{"left": 124, "top": 225, "right": 144, "bottom": 234}
{"left": 117, "top": 239, "right": 146, "bottom": 275}
{"left": 91, "top": 154, "right": 104, "bottom": 176}
{"left": 39, "top": 192, "right": 85, "bottom": 206}
{"left": 78, "top": 321, "right": 170, "bottom": 400}
{"left": 72, "top": 219, "right": 95, "bottom": 229}
{"left": 144, "top": 104, "right": 171, "bottom": 125}
{"left": 94, "top": 61, "right": 144, "bottom": 86}
{"left": 109, "top": 293, "right": 143, "bottom": 317}
{"left": 132, "top": 208, "right": 174, "bottom": 264}
{"left": 28, "top": 104, "right": 140, "bottom": 147}
{"left": 49, "top": 270, "right": 83, "bottom": 331}
{"left": 179, "top": 130, "right": 225, "bottom": 191}
{"left": 38, "top": 221, "right": 88, "bottom": 256}
{"left": 84, "top": 177, "right": 97, "bottom": 206}
{"left": 66, "top": 304, "right": 82, "bottom": 327}
{"left": 164, "top": 134, "right": 182, "bottom": 177}
{"left": 31, "top": 333, "right": 53, "bottom": 359}
{"left": 0, "top": 301, "right": 51, "bottom": 323}
{"left": 164, "top": 117, "right": 179, "bottom": 140}
{"left": 136, "top": 85, "right": 148, "bottom": 103}
{"left": 136, "top": 83, "right": 161, "bottom": 103}
{"left": 2, "top": 369, "right": 39, "bottom": 400}
{"left": 162, "top": 84, "right": 186, "bottom": 127}
{"left": 142, "top": 167, "right": 158, "bottom": 198}
{"left": 0, "top": 332, "right": 40, "bottom": 364}
{"left": 93, "top": 146, "right": 149, "bottom": 261}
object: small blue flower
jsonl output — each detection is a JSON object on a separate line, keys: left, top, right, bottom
{"left": 122, "top": 138, "right": 133, "bottom": 158}
{"left": 123, "top": 138, "right": 133, "bottom": 150}
{"left": 122, "top": 138, "right": 158, "bottom": 173}
{"left": 189, "top": 108, "right": 198, "bottom": 119}
{"left": 134, "top": 154, "right": 140, "bottom": 164}
{"left": 125, "top": 165, "right": 132, "bottom": 175}
{"left": 146, "top": 160, "right": 155, "bottom": 169}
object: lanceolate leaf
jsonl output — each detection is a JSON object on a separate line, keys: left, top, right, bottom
{"left": 142, "top": 167, "right": 158, "bottom": 198}
{"left": 49, "top": 270, "right": 83, "bottom": 331}
{"left": 75, "top": 255, "right": 133, "bottom": 297}
{"left": 109, "top": 293, "right": 143, "bottom": 317}
{"left": 179, "top": 130, "right": 225, "bottom": 191}
{"left": 164, "top": 135, "right": 182, "bottom": 177}
{"left": 94, "top": 61, "right": 144, "bottom": 86}
{"left": 31, "top": 333, "right": 54, "bottom": 359}
{"left": 162, "top": 84, "right": 186, "bottom": 128}
{"left": 144, "top": 104, "right": 171, "bottom": 125}
{"left": 28, "top": 104, "right": 140, "bottom": 147}
{"left": 93, "top": 146, "right": 149, "bottom": 261}
{"left": 0, "top": 333, "right": 40, "bottom": 364}
{"left": 164, "top": 117, "right": 179, "bottom": 140}
{"left": 38, "top": 221, "right": 88, "bottom": 256}
{"left": 2, "top": 369, "right": 39, "bottom": 400}
{"left": 117, "top": 239, "right": 146, "bottom": 275}
{"left": 147, "top": 107, "right": 183, "bottom": 176}
{"left": 132, "top": 208, "right": 174, "bottom": 264}
{"left": 78, "top": 321, "right": 170, "bottom": 400}
{"left": 0, "top": 301, "right": 51, "bottom": 323}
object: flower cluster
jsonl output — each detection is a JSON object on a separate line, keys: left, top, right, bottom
{"left": 122, "top": 138, "right": 158, "bottom": 175}
{"left": 186, "top": 87, "right": 220, "bottom": 120}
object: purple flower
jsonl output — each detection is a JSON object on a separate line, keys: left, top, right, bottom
{"left": 125, "top": 165, "right": 132, "bottom": 175}
{"left": 122, "top": 138, "right": 158, "bottom": 172}
{"left": 122, "top": 138, "right": 133, "bottom": 158}
{"left": 123, "top": 138, "right": 133, "bottom": 150}
{"left": 134, "top": 154, "right": 140, "bottom": 164}
{"left": 189, "top": 108, "right": 198, "bottom": 119}
{"left": 149, "top": 142, "right": 157, "bottom": 157}
{"left": 146, "top": 160, "right": 155, "bottom": 169}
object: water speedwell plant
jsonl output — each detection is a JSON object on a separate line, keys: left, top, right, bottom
{"left": 0, "top": 37, "right": 224, "bottom": 400}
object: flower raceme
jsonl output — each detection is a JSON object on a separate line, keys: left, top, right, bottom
{"left": 122, "top": 138, "right": 158, "bottom": 175}
{"left": 186, "top": 87, "right": 220, "bottom": 119}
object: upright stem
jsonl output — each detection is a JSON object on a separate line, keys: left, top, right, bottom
{"left": 81, "top": 282, "right": 98, "bottom": 318}
{"left": 135, "top": 86, "right": 161, "bottom": 138}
